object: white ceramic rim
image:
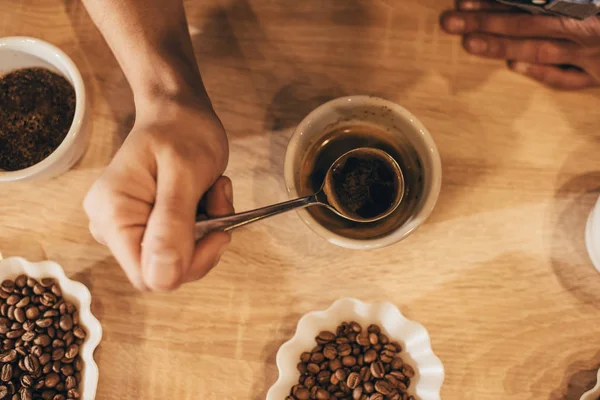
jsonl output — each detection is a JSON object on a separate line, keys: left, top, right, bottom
{"left": 586, "top": 199, "right": 600, "bottom": 273}
{"left": 266, "top": 297, "right": 445, "bottom": 400}
{"left": 284, "top": 95, "right": 442, "bottom": 250}
{"left": 0, "top": 36, "right": 86, "bottom": 182}
{"left": 580, "top": 366, "right": 600, "bottom": 400}
{"left": 0, "top": 256, "right": 102, "bottom": 399}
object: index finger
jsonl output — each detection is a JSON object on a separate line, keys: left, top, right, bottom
{"left": 104, "top": 225, "right": 148, "bottom": 291}
{"left": 441, "top": 11, "right": 578, "bottom": 40}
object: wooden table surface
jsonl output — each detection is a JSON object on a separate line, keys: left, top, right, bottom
{"left": 2, "top": 1, "right": 600, "bottom": 399}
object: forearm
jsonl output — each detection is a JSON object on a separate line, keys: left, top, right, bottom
{"left": 82, "top": 0, "right": 210, "bottom": 108}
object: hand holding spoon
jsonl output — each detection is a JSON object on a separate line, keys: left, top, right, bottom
{"left": 194, "top": 148, "right": 404, "bottom": 240}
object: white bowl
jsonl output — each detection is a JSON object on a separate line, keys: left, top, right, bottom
{"left": 284, "top": 95, "right": 442, "bottom": 250}
{"left": 0, "top": 36, "right": 89, "bottom": 182}
{"left": 266, "top": 298, "right": 444, "bottom": 400}
{"left": 580, "top": 366, "right": 600, "bottom": 400}
{"left": 0, "top": 256, "right": 102, "bottom": 400}
{"left": 586, "top": 197, "right": 600, "bottom": 272}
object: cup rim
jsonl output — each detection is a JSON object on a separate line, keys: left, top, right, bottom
{"left": 0, "top": 36, "right": 87, "bottom": 182}
{"left": 284, "top": 95, "right": 442, "bottom": 250}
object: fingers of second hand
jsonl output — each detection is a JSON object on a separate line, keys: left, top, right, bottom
{"left": 442, "top": 11, "right": 576, "bottom": 41}
{"left": 508, "top": 61, "right": 597, "bottom": 90}
{"left": 456, "top": 0, "right": 516, "bottom": 12}
{"left": 463, "top": 33, "right": 577, "bottom": 66}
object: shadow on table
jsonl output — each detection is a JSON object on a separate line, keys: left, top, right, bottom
{"left": 63, "top": 0, "right": 136, "bottom": 155}
{"left": 550, "top": 351, "right": 600, "bottom": 400}
{"left": 73, "top": 256, "right": 148, "bottom": 398}
{"left": 551, "top": 155, "right": 600, "bottom": 308}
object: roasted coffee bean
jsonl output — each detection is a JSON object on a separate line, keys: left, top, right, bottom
{"left": 0, "top": 386, "right": 7, "bottom": 399}
{"left": 307, "top": 363, "right": 320, "bottom": 375}
{"left": 289, "top": 322, "right": 412, "bottom": 400}
{"left": 19, "top": 388, "right": 32, "bottom": 400}
{"left": 58, "top": 316, "right": 72, "bottom": 333}
{"left": 367, "top": 325, "right": 380, "bottom": 334}
{"left": 44, "top": 373, "right": 59, "bottom": 389}
{"left": 20, "top": 332, "right": 35, "bottom": 343}
{"left": 317, "top": 370, "right": 331, "bottom": 384}
{"left": 72, "top": 327, "right": 85, "bottom": 341}
{"left": 24, "top": 308, "right": 38, "bottom": 321}
{"left": 337, "top": 343, "right": 351, "bottom": 357}
{"left": 311, "top": 352, "right": 325, "bottom": 363}
{"left": 15, "top": 276, "right": 27, "bottom": 289}
{"left": 323, "top": 345, "right": 337, "bottom": 360}
{"left": 363, "top": 349, "right": 377, "bottom": 364}
{"left": 32, "top": 285, "right": 44, "bottom": 296}
{"left": 64, "top": 376, "right": 76, "bottom": 391}
{"left": 42, "top": 311, "right": 58, "bottom": 319}
{"left": 74, "top": 357, "right": 83, "bottom": 372}
{"left": 0, "top": 350, "right": 17, "bottom": 363}
{"left": 6, "top": 330, "right": 23, "bottom": 340}
{"left": 370, "top": 361, "right": 385, "bottom": 379}
{"left": 315, "top": 388, "right": 330, "bottom": 399}
{"left": 39, "top": 353, "right": 51, "bottom": 366}
{"left": 380, "top": 349, "right": 395, "bottom": 363}
{"left": 374, "top": 381, "right": 392, "bottom": 395}
{"left": 1, "top": 365, "right": 12, "bottom": 383}
{"left": 329, "top": 358, "right": 342, "bottom": 372}
{"left": 13, "top": 310, "right": 25, "bottom": 325}
{"left": 391, "top": 357, "right": 403, "bottom": 370}
{"left": 24, "top": 355, "right": 40, "bottom": 374}
{"left": 35, "top": 319, "right": 52, "bottom": 329}
{"left": 50, "top": 349, "right": 64, "bottom": 362}
{"left": 402, "top": 364, "right": 415, "bottom": 378}
{"left": 342, "top": 356, "right": 356, "bottom": 367}
{"left": 293, "top": 386, "right": 309, "bottom": 400}
{"left": 316, "top": 331, "right": 336, "bottom": 345}
{"left": 33, "top": 335, "right": 51, "bottom": 348}
{"left": 19, "top": 376, "right": 32, "bottom": 389}
{"left": 42, "top": 364, "right": 52, "bottom": 375}
{"left": 52, "top": 395, "right": 65, "bottom": 400}
{"left": 346, "top": 372, "right": 361, "bottom": 389}
{"left": 368, "top": 333, "right": 378, "bottom": 345}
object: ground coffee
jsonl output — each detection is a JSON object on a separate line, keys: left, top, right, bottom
{"left": 0, "top": 68, "right": 75, "bottom": 171}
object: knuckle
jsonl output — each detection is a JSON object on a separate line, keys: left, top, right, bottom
{"left": 534, "top": 42, "right": 564, "bottom": 64}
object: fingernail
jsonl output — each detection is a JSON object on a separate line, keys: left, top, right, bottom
{"left": 223, "top": 179, "right": 233, "bottom": 205}
{"left": 444, "top": 16, "right": 466, "bottom": 33}
{"left": 466, "top": 37, "right": 487, "bottom": 54}
{"left": 459, "top": 1, "right": 477, "bottom": 10}
{"left": 510, "top": 61, "right": 529, "bottom": 74}
{"left": 146, "top": 250, "right": 181, "bottom": 291}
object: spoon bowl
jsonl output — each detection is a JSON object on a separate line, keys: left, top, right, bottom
{"left": 318, "top": 148, "right": 404, "bottom": 223}
{"left": 194, "top": 148, "right": 404, "bottom": 239}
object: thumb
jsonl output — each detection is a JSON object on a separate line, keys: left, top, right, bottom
{"left": 141, "top": 163, "right": 207, "bottom": 291}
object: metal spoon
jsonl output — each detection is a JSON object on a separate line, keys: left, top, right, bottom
{"left": 194, "top": 147, "right": 405, "bottom": 240}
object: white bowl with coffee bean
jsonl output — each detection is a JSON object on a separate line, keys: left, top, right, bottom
{"left": 267, "top": 298, "right": 444, "bottom": 400}
{"left": 0, "top": 257, "right": 102, "bottom": 400}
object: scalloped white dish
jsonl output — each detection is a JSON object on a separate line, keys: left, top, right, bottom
{"left": 266, "top": 298, "right": 444, "bottom": 400}
{"left": 0, "top": 256, "right": 102, "bottom": 400}
{"left": 580, "top": 367, "right": 600, "bottom": 400}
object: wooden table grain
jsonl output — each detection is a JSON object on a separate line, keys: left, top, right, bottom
{"left": 2, "top": 1, "right": 600, "bottom": 399}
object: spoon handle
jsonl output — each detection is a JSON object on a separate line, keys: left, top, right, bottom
{"left": 194, "top": 195, "right": 316, "bottom": 240}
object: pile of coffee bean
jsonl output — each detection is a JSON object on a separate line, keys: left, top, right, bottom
{"left": 288, "top": 322, "right": 416, "bottom": 400}
{"left": 0, "top": 276, "right": 87, "bottom": 400}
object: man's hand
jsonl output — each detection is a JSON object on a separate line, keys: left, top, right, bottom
{"left": 84, "top": 95, "right": 234, "bottom": 291}
{"left": 440, "top": 0, "right": 600, "bottom": 90}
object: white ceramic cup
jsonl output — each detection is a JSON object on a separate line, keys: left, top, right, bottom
{"left": 284, "top": 95, "right": 442, "bottom": 249}
{"left": 0, "top": 36, "right": 89, "bottom": 182}
{"left": 586, "top": 196, "right": 600, "bottom": 272}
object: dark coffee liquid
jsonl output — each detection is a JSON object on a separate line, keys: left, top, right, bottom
{"left": 332, "top": 156, "right": 398, "bottom": 220}
{"left": 298, "top": 124, "right": 424, "bottom": 240}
